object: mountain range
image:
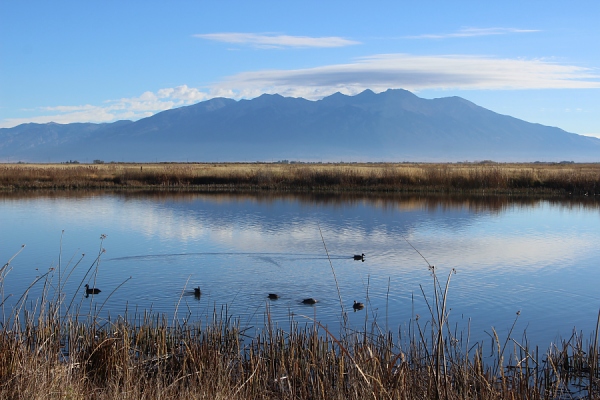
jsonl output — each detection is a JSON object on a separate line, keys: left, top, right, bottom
{"left": 1, "top": 89, "right": 599, "bottom": 163}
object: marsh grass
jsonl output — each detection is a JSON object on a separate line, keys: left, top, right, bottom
{"left": 1, "top": 162, "right": 599, "bottom": 195}
{"left": 1, "top": 244, "right": 599, "bottom": 399}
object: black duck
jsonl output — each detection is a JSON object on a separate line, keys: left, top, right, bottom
{"left": 85, "top": 284, "right": 101, "bottom": 295}
{"left": 353, "top": 253, "right": 365, "bottom": 261}
{"left": 353, "top": 300, "right": 364, "bottom": 311}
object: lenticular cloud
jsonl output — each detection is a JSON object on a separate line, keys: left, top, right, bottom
{"left": 212, "top": 54, "right": 600, "bottom": 99}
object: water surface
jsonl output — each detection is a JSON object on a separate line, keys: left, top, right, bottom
{"left": 1, "top": 191, "right": 599, "bottom": 352}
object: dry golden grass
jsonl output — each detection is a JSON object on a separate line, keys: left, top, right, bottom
{"left": 1, "top": 270, "right": 598, "bottom": 399}
{"left": 1, "top": 162, "right": 599, "bottom": 195}
{"left": 1, "top": 239, "right": 599, "bottom": 399}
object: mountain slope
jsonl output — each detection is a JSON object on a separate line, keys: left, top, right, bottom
{"left": 1, "top": 89, "right": 599, "bottom": 162}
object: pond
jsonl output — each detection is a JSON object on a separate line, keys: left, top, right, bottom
{"left": 1, "top": 191, "right": 599, "bottom": 352}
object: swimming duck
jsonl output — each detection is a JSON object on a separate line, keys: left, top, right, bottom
{"left": 194, "top": 287, "right": 201, "bottom": 296}
{"left": 268, "top": 293, "right": 279, "bottom": 300}
{"left": 353, "top": 253, "right": 365, "bottom": 261}
{"left": 85, "top": 284, "right": 101, "bottom": 295}
{"left": 353, "top": 300, "right": 364, "bottom": 311}
{"left": 302, "top": 298, "right": 317, "bottom": 305}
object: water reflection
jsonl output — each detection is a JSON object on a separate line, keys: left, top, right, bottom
{"left": 1, "top": 191, "right": 599, "bottom": 351}
{"left": 3, "top": 189, "right": 599, "bottom": 211}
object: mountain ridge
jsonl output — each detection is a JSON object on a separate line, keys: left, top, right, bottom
{"left": 1, "top": 89, "right": 599, "bottom": 162}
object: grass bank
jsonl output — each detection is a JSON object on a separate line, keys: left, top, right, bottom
{"left": 1, "top": 246, "right": 599, "bottom": 399}
{"left": 1, "top": 162, "right": 599, "bottom": 195}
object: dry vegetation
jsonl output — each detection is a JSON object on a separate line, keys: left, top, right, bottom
{"left": 1, "top": 165, "right": 599, "bottom": 398}
{"left": 1, "top": 246, "right": 599, "bottom": 399}
{"left": 1, "top": 162, "right": 599, "bottom": 195}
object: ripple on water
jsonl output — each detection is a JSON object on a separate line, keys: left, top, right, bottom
{"left": 1, "top": 193, "right": 600, "bottom": 349}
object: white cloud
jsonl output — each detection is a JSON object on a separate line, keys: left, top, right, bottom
{"left": 42, "top": 104, "right": 98, "bottom": 112}
{"left": 157, "top": 85, "right": 207, "bottom": 102}
{"left": 194, "top": 32, "right": 360, "bottom": 48}
{"left": 210, "top": 54, "right": 600, "bottom": 99}
{"left": 1, "top": 109, "right": 119, "bottom": 127}
{"left": 0, "top": 85, "right": 208, "bottom": 128}
{"left": 407, "top": 27, "right": 540, "bottom": 39}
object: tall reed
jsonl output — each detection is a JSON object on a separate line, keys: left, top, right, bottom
{"left": 1, "top": 242, "right": 598, "bottom": 399}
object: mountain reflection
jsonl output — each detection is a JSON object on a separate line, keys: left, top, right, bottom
{"left": 2, "top": 189, "right": 598, "bottom": 213}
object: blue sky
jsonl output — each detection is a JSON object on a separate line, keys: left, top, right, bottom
{"left": 1, "top": 1, "right": 599, "bottom": 137}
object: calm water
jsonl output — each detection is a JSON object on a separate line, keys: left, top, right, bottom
{"left": 1, "top": 191, "right": 599, "bottom": 350}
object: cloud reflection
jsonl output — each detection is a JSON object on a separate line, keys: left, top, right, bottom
{"left": 11, "top": 192, "right": 593, "bottom": 274}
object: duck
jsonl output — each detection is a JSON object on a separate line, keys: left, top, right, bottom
{"left": 268, "top": 293, "right": 279, "bottom": 300}
{"left": 302, "top": 298, "right": 318, "bottom": 305}
{"left": 194, "top": 287, "right": 201, "bottom": 296}
{"left": 84, "top": 284, "right": 101, "bottom": 295}
{"left": 353, "top": 300, "right": 364, "bottom": 311}
{"left": 353, "top": 253, "right": 365, "bottom": 262}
